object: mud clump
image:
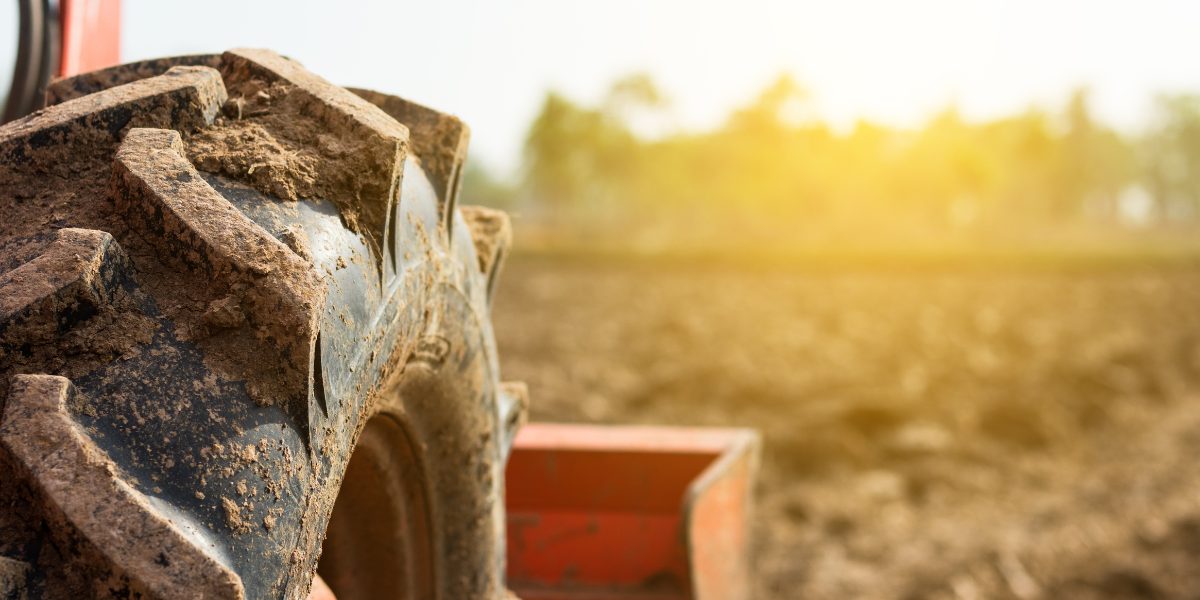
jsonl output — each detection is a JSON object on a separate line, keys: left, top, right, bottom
{"left": 460, "top": 206, "right": 512, "bottom": 275}
{"left": 200, "top": 296, "right": 247, "bottom": 332}
{"left": 186, "top": 76, "right": 395, "bottom": 244}
{"left": 222, "top": 497, "right": 252, "bottom": 535}
{"left": 278, "top": 225, "right": 313, "bottom": 263}
{"left": 188, "top": 117, "right": 318, "bottom": 202}
{"left": 0, "top": 288, "right": 155, "bottom": 401}
{"left": 0, "top": 230, "right": 157, "bottom": 409}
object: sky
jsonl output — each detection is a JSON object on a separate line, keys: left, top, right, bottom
{"left": 4, "top": 0, "right": 1200, "bottom": 174}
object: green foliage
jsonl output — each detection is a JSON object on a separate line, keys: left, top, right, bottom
{"left": 459, "top": 160, "right": 517, "bottom": 210}
{"left": 521, "top": 91, "right": 635, "bottom": 221}
{"left": 506, "top": 75, "right": 1200, "bottom": 246}
{"left": 1142, "top": 94, "right": 1200, "bottom": 221}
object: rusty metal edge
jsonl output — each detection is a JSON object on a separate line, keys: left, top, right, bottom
{"left": 679, "top": 428, "right": 761, "bottom": 600}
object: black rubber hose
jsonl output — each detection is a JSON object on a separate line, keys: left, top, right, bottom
{"left": 37, "top": 0, "right": 59, "bottom": 110}
{"left": 2, "top": 0, "right": 58, "bottom": 124}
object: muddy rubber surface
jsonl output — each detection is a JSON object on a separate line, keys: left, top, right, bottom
{"left": 0, "top": 50, "right": 511, "bottom": 599}
{"left": 492, "top": 257, "right": 1200, "bottom": 600}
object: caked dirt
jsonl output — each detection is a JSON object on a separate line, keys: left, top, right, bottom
{"left": 187, "top": 77, "right": 387, "bottom": 234}
{"left": 492, "top": 256, "right": 1200, "bottom": 600}
{"left": 0, "top": 53, "right": 402, "bottom": 596}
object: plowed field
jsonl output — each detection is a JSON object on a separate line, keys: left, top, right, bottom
{"left": 493, "top": 257, "right": 1200, "bottom": 600}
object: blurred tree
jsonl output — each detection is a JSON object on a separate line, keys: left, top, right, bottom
{"left": 1142, "top": 94, "right": 1200, "bottom": 222}
{"left": 726, "top": 74, "right": 810, "bottom": 133}
{"left": 459, "top": 160, "right": 517, "bottom": 211}
{"left": 603, "top": 73, "right": 667, "bottom": 117}
{"left": 1055, "top": 89, "right": 1134, "bottom": 222}
{"left": 522, "top": 77, "right": 666, "bottom": 225}
{"left": 894, "top": 108, "right": 998, "bottom": 229}
{"left": 523, "top": 92, "right": 618, "bottom": 217}
{"left": 514, "top": 75, "right": 1158, "bottom": 248}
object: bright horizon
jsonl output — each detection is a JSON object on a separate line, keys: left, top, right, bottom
{"left": 4, "top": 0, "right": 1200, "bottom": 174}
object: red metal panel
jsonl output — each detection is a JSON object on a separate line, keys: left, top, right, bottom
{"left": 60, "top": 0, "right": 121, "bottom": 77}
{"left": 685, "top": 450, "right": 756, "bottom": 600}
{"left": 507, "top": 448, "right": 716, "bottom": 513}
{"left": 507, "top": 511, "right": 687, "bottom": 588}
{"left": 506, "top": 423, "right": 760, "bottom": 600}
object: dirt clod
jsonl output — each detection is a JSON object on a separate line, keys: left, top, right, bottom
{"left": 0, "top": 229, "right": 156, "bottom": 407}
{"left": 460, "top": 206, "right": 511, "bottom": 275}
{"left": 222, "top": 497, "right": 250, "bottom": 535}
{"left": 187, "top": 49, "right": 410, "bottom": 260}
{"left": 278, "top": 225, "right": 313, "bottom": 263}
{"left": 202, "top": 296, "right": 246, "bottom": 331}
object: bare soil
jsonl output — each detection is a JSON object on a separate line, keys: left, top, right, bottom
{"left": 492, "top": 256, "right": 1200, "bottom": 600}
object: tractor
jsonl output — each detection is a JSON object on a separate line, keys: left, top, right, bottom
{"left": 0, "top": 2, "right": 759, "bottom": 598}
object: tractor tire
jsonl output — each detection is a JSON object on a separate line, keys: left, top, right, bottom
{"left": 0, "top": 49, "right": 526, "bottom": 600}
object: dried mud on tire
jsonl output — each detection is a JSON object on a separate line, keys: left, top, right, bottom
{"left": 0, "top": 49, "right": 520, "bottom": 600}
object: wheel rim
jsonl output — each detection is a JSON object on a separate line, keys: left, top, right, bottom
{"left": 318, "top": 413, "right": 434, "bottom": 600}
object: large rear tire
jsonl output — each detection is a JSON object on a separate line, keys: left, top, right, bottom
{"left": 0, "top": 49, "right": 523, "bottom": 600}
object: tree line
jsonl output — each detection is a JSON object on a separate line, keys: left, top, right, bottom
{"left": 463, "top": 75, "right": 1200, "bottom": 248}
